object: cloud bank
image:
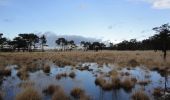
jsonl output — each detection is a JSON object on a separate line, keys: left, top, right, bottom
{"left": 36, "top": 32, "right": 102, "bottom": 48}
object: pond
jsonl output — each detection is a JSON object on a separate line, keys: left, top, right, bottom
{"left": 0, "top": 62, "right": 170, "bottom": 100}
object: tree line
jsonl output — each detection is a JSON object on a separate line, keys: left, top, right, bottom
{"left": 0, "top": 23, "right": 170, "bottom": 58}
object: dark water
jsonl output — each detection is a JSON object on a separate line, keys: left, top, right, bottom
{"left": 1, "top": 63, "right": 169, "bottom": 100}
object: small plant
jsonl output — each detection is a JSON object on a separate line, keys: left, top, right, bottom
{"left": 132, "top": 90, "right": 149, "bottom": 100}
{"left": 69, "top": 72, "right": 76, "bottom": 79}
{"left": 70, "top": 87, "right": 84, "bottom": 98}
{"left": 15, "top": 87, "right": 41, "bottom": 100}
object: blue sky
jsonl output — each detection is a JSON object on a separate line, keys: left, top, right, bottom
{"left": 0, "top": 0, "right": 170, "bottom": 42}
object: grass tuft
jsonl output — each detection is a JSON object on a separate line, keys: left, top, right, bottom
{"left": 70, "top": 87, "right": 85, "bottom": 98}
{"left": 69, "top": 72, "right": 76, "bottom": 79}
{"left": 15, "top": 87, "right": 41, "bottom": 100}
{"left": 132, "top": 90, "right": 149, "bottom": 100}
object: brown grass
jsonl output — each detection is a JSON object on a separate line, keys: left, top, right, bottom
{"left": 56, "top": 73, "right": 67, "bottom": 80}
{"left": 0, "top": 51, "right": 169, "bottom": 69}
{"left": 95, "top": 76, "right": 121, "bottom": 91}
{"left": 52, "top": 89, "right": 68, "bottom": 100}
{"left": 43, "top": 64, "right": 50, "bottom": 73}
{"left": 70, "top": 87, "right": 85, "bottom": 98}
{"left": 95, "top": 77, "right": 106, "bottom": 87}
{"left": 17, "top": 67, "right": 29, "bottom": 80}
{"left": 43, "top": 84, "right": 60, "bottom": 95}
{"left": 15, "top": 87, "right": 41, "bottom": 100}
{"left": 132, "top": 90, "right": 150, "bottom": 100}
{"left": 121, "top": 78, "right": 135, "bottom": 91}
{"left": 112, "top": 77, "right": 121, "bottom": 89}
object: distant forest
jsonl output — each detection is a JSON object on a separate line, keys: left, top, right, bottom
{"left": 0, "top": 23, "right": 170, "bottom": 58}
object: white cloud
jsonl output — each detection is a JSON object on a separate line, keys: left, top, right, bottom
{"left": 130, "top": 0, "right": 170, "bottom": 9}
{"left": 152, "top": 0, "right": 170, "bottom": 9}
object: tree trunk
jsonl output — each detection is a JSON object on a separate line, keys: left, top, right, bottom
{"left": 163, "top": 50, "right": 166, "bottom": 60}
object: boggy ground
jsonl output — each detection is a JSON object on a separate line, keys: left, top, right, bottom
{"left": 0, "top": 50, "right": 170, "bottom": 100}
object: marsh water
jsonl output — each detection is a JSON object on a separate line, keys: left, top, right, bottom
{"left": 1, "top": 62, "right": 170, "bottom": 100}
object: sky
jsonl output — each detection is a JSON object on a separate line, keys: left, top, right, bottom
{"left": 0, "top": 0, "right": 170, "bottom": 43}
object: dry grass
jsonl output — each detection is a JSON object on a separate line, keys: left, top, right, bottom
{"left": 56, "top": 73, "right": 67, "bottom": 80}
{"left": 70, "top": 87, "right": 85, "bottom": 98}
{"left": 43, "top": 64, "right": 50, "bottom": 73}
{"left": 17, "top": 67, "right": 29, "bottom": 80}
{"left": 0, "top": 51, "right": 169, "bottom": 69}
{"left": 95, "top": 77, "right": 106, "bottom": 87}
{"left": 18, "top": 81, "right": 34, "bottom": 88}
{"left": 112, "top": 77, "right": 121, "bottom": 89}
{"left": 132, "top": 90, "right": 150, "bottom": 100}
{"left": 15, "top": 87, "right": 41, "bottom": 100}
{"left": 43, "top": 84, "right": 60, "bottom": 95}
{"left": 52, "top": 89, "right": 68, "bottom": 100}
{"left": 121, "top": 78, "right": 135, "bottom": 91}
{"left": 95, "top": 76, "right": 121, "bottom": 90}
